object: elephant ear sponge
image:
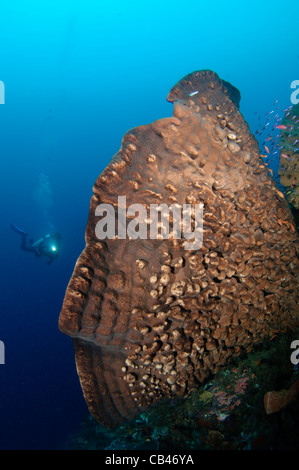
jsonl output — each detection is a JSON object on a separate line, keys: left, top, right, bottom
{"left": 59, "top": 70, "right": 299, "bottom": 428}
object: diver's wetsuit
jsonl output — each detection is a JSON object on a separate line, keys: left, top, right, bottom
{"left": 11, "top": 224, "right": 61, "bottom": 264}
{"left": 21, "top": 234, "right": 36, "bottom": 253}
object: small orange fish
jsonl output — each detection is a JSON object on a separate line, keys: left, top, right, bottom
{"left": 268, "top": 168, "right": 273, "bottom": 176}
{"left": 275, "top": 125, "right": 287, "bottom": 130}
{"left": 277, "top": 219, "right": 288, "bottom": 226}
{"left": 264, "top": 145, "right": 270, "bottom": 154}
{"left": 281, "top": 153, "right": 289, "bottom": 159}
{"left": 276, "top": 190, "right": 285, "bottom": 198}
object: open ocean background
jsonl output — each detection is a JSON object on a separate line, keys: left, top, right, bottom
{"left": 0, "top": 0, "right": 298, "bottom": 449}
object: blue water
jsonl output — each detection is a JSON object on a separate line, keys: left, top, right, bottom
{"left": 0, "top": 0, "right": 298, "bottom": 449}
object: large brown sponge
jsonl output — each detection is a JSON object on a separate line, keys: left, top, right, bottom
{"left": 59, "top": 70, "right": 299, "bottom": 428}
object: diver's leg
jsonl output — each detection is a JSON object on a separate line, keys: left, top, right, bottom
{"left": 21, "top": 234, "right": 28, "bottom": 250}
{"left": 21, "top": 234, "right": 35, "bottom": 253}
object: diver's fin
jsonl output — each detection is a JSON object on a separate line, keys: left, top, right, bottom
{"left": 10, "top": 224, "right": 27, "bottom": 236}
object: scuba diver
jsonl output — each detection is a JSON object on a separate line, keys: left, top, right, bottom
{"left": 11, "top": 224, "right": 61, "bottom": 265}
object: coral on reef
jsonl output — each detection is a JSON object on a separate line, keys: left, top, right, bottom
{"left": 65, "top": 331, "right": 299, "bottom": 450}
{"left": 59, "top": 70, "right": 299, "bottom": 428}
{"left": 278, "top": 103, "right": 299, "bottom": 209}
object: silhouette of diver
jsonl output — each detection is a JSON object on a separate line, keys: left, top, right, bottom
{"left": 11, "top": 224, "right": 61, "bottom": 265}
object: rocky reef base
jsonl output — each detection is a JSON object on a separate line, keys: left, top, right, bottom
{"left": 64, "top": 328, "right": 299, "bottom": 450}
